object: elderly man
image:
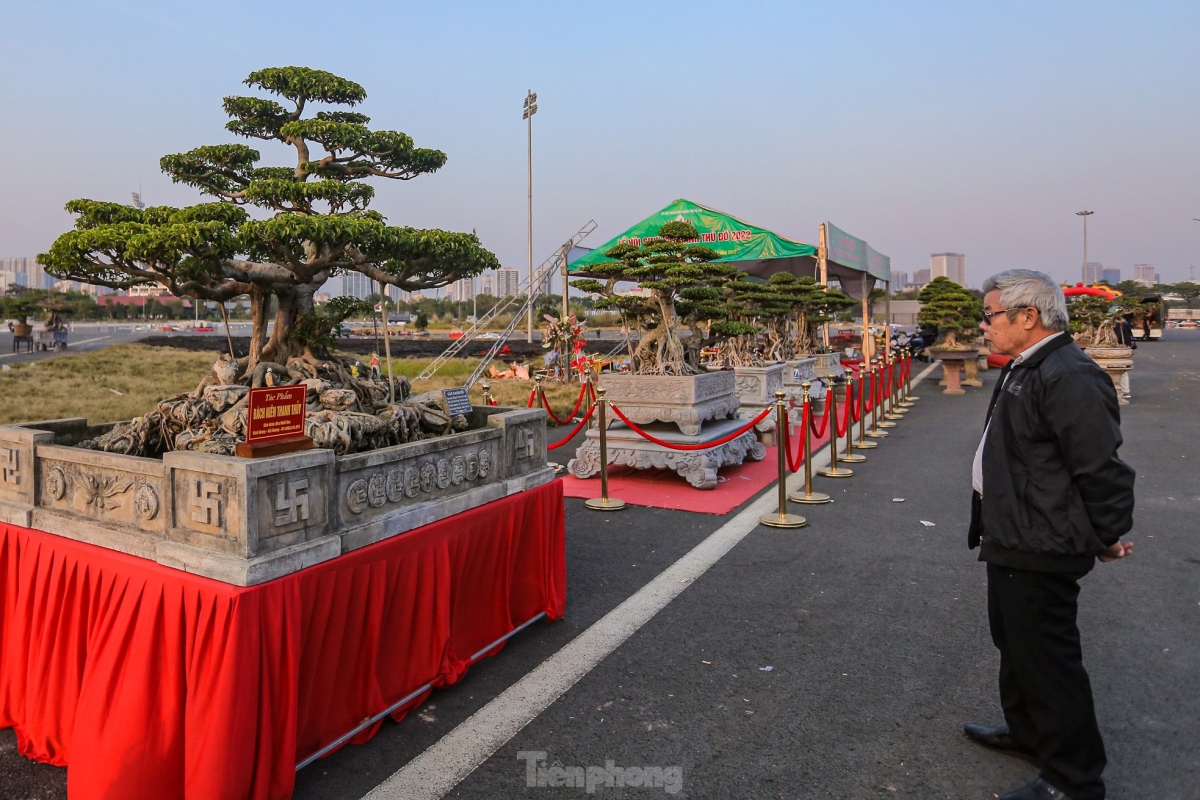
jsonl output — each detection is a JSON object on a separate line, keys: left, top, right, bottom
{"left": 965, "top": 270, "right": 1135, "bottom": 800}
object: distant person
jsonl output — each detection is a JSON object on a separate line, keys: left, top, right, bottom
{"left": 1141, "top": 314, "right": 1152, "bottom": 341}
{"left": 966, "top": 269, "right": 1134, "bottom": 800}
{"left": 1116, "top": 315, "right": 1134, "bottom": 347}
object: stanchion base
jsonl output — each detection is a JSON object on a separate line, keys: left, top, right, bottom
{"left": 585, "top": 497, "right": 626, "bottom": 511}
{"left": 853, "top": 440, "right": 879, "bottom": 449}
{"left": 840, "top": 453, "right": 867, "bottom": 463}
{"left": 817, "top": 466, "right": 854, "bottom": 478}
{"left": 789, "top": 490, "right": 831, "bottom": 504}
{"left": 908, "top": 395, "right": 920, "bottom": 401}
{"left": 885, "top": 411, "right": 906, "bottom": 419}
{"left": 879, "top": 421, "right": 897, "bottom": 428}
{"left": 549, "top": 461, "right": 566, "bottom": 475}
{"left": 865, "top": 431, "right": 889, "bottom": 438}
{"left": 759, "top": 512, "right": 807, "bottom": 528}
{"left": 899, "top": 401, "right": 914, "bottom": 408}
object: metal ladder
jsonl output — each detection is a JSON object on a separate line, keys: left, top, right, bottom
{"left": 417, "top": 220, "right": 598, "bottom": 384}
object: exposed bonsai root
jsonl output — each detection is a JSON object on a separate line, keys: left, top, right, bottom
{"left": 79, "top": 354, "right": 455, "bottom": 458}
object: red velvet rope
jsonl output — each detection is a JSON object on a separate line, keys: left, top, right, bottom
{"left": 783, "top": 402, "right": 811, "bottom": 474}
{"left": 487, "top": 398, "right": 498, "bottom": 407}
{"left": 539, "top": 382, "right": 589, "bottom": 425}
{"left": 834, "top": 381, "right": 854, "bottom": 438}
{"left": 808, "top": 384, "right": 832, "bottom": 438}
{"left": 850, "top": 377, "right": 862, "bottom": 423}
{"left": 546, "top": 404, "right": 597, "bottom": 450}
{"left": 608, "top": 404, "right": 772, "bottom": 451}
{"left": 526, "top": 389, "right": 538, "bottom": 408}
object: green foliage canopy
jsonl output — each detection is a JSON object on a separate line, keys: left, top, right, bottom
{"left": 39, "top": 66, "right": 499, "bottom": 365}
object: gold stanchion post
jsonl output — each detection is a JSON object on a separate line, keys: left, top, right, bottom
{"left": 534, "top": 372, "right": 545, "bottom": 409}
{"left": 904, "top": 347, "right": 919, "bottom": 403}
{"left": 480, "top": 379, "right": 494, "bottom": 407}
{"left": 867, "top": 358, "right": 889, "bottom": 438}
{"left": 760, "top": 391, "right": 807, "bottom": 528}
{"left": 585, "top": 387, "right": 625, "bottom": 511}
{"left": 852, "top": 363, "right": 877, "bottom": 451}
{"left": 817, "top": 373, "right": 853, "bottom": 478}
{"left": 840, "top": 371, "right": 866, "bottom": 463}
{"left": 877, "top": 357, "right": 897, "bottom": 428}
{"left": 899, "top": 347, "right": 915, "bottom": 407}
{"left": 885, "top": 356, "right": 904, "bottom": 420}
{"left": 788, "top": 382, "right": 831, "bottom": 504}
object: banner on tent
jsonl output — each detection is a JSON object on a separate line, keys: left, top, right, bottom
{"left": 826, "top": 222, "right": 891, "bottom": 283}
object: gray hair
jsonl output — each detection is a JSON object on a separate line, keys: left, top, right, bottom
{"left": 981, "top": 269, "right": 1069, "bottom": 332}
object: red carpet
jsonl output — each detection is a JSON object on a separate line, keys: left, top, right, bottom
{"left": 561, "top": 429, "right": 831, "bottom": 515}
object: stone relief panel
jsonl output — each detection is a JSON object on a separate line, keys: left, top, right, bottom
{"left": 342, "top": 443, "right": 495, "bottom": 519}
{"left": 37, "top": 460, "right": 162, "bottom": 530}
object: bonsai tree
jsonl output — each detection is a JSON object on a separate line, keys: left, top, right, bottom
{"left": 771, "top": 275, "right": 856, "bottom": 356}
{"left": 40, "top": 66, "right": 498, "bottom": 372}
{"left": 917, "top": 277, "right": 982, "bottom": 349}
{"left": 1068, "top": 296, "right": 1121, "bottom": 346}
{"left": 34, "top": 67, "right": 501, "bottom": 458}
{"left": 1, "top": 291, "right": 42, "bottom": 329}
{"left": 570, "top": 221, "right": 743, "bottom": 375}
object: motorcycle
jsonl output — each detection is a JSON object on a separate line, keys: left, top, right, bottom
{"left": 892, "top": 332, "right": 929, "bottom": 362}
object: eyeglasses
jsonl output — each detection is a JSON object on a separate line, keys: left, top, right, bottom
{"left": 981, "top": 307, "right": 1030, "bottom": 326}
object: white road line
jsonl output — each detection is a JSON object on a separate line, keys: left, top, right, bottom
{"left": 364, "top": 444, "right": 837, "bottom": 800}
{"left": 364, "top": 360, "right": 941, "bottom": 800}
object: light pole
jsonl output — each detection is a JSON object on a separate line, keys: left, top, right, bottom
{"left": 523, "top": 90, "right": 538, "bottom": 343}
{"left": 1076, "top": 210, "right": 1094, "bottom": 284}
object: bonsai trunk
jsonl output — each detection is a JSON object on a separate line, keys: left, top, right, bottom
{"left": 249, "top": 283, "right": 321, "bottom": 370}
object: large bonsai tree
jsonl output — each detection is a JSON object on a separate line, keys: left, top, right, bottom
{"left": 570, "top": 221, "right": 744, "bottom": 375}
{"left": 40, "top": 67, "right": 499, "bottom": 373}
{"left": 917, "top": 277, "right": 982, "bottom": 349}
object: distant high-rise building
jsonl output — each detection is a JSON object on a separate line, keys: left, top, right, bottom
{"left": 912, "top": 268, "right": 931, "bottom": 287}
{"left": 341, "top": 271, "right": 373, "bottom": 300}
{"left": 445, "top": 277, "right": 475, "bottom": 303}
{"left": 1083, "top": 262, "right": 1105, "bottom": 284}
{"left": 890, "top": 271, "right": 909, "bottom": 290}
{"left": 1102, "top": 267, "right": 1121, "bottom": 285}
{"left": 1133, "top": 264, "right": 1156, "bottom": 286}
{"left": 0, "top": 257, "right": 47, "bottom": 289}
{"left": 930, "top": 253, "right": 966, "bottom": 286}
{"left": 480, "top": 273, "right": 497, "bottom": 296}
{"left": 496, "top": 267, "right": 522, "bottom": 297}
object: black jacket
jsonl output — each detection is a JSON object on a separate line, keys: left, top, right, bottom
{"left": 968, "top": 334, "right": 1135, "bottom": 572}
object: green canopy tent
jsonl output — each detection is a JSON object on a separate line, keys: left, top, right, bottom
{"left": 567, "top": 199, "right": 890, "bottom": 300}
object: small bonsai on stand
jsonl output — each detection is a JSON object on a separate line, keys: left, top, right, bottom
{"left": 917, "top": 277, "right": 982, "bottom": 393}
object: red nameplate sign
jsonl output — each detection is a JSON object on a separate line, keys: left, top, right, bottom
{"left": 246, "top": 386, "right": 307, "bottom": 443}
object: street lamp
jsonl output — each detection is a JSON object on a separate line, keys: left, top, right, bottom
{"left": 523, "top": 90, "right": 538, "bottom": 344}
{"left": 1076, "top": 210, "right": 1094, "bottom": 284}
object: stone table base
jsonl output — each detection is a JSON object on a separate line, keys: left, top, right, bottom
{"left": 567, "top": 418, "right": 767, "bottom": 490}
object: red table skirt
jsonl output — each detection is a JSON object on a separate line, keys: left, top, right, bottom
{"left": 0, "top": 480, "right": 566, "bottom": 800}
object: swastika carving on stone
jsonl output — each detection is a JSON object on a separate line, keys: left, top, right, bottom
{"left": 190, "top": 480, "right": 222, "bottom": 526}
{"left": 274, "top": 478, "right": 310, "bottom": 526}
{"left": 516, "top": 429, "right": 536, "bottom": 458}
{"left": 2, "top": 448, "right": 19, "bottom": 485}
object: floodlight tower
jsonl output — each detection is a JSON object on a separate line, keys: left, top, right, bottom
{"left": 1076, "top": 210, "right": 1094, "bottom": 284}
{"left": 523, "top": 90, "right": 538, "bottom": 343}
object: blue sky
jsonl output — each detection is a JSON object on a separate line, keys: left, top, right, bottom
{"left": 2, "top": 0, "right": 1198, "bottom": 288}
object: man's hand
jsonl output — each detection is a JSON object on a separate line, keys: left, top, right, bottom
{"left": 1098, "top": 540, "right": 1134, "bottom": 562}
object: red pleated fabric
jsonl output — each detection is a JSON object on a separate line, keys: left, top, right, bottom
{"left": 0, "top": 479, "right": 566, "bottom": 800}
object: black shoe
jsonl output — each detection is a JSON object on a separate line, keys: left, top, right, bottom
{"left": 1000, "top": 777, "right": 1067, "bottom": 800}
{"left": 963, "top": 722, "right": 1037, "bottom": 759}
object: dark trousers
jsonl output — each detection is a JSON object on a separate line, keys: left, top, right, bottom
{"left": 987, "top": 563, "right": 1107, "bottom": 799}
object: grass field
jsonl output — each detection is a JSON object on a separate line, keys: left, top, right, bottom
{"left": 0, "top": 345, "right": 589, "bottom": 426}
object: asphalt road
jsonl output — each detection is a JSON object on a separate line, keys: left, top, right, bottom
{"left": 1, "top": 332, "right": 1196, "bottom": 799}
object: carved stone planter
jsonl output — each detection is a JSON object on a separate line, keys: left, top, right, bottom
{"left": 782, "top": 357, "right": 819, "bottom": 419}
{"left": 0, "top": 408, "right": 552, "bottom": 586}
{"left": 734, "top": 364, "right": 786, "bottom": 445}
{"left": 1084, "top": 345, "right": 1133, "bottom": 405}
{"left": 810, "top": 353, "right": 845, "bottom": 381}
{"left": 567, "top": 418, "right": 766, "bottom": 490}
{"left": 597, "top": 371, "right": 740, "bottom": 436}
{"left": 930, "top": 348, "right": 979, "bottom": 395}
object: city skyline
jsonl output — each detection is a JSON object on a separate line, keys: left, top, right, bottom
{"left": 2, "top": 2, "right": 1198, "bottom": 290}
